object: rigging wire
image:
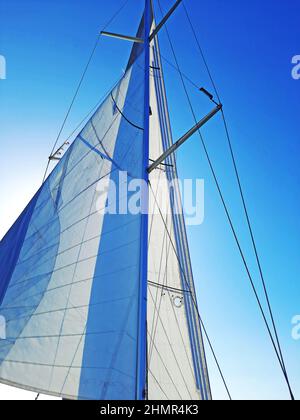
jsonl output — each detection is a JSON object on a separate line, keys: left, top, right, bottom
{"left": 147, "top": 176, "right": 171, "bottom": 364}
{"left": 148, "top": 287, "right": 192, "bottom": 399}
{"left": 148, "top": 368, "right": 169, "bottom": 400}
{"left": 148, "top": 204, "right": 200, "bottom": 384}
{"left": 35, "top": 393, "right": 40, "bottom": 400}
{"left": 147, "top": 333, "right": 184, "bottom": 400}
{"left": 148, "top": 230, "right": 169, "bottom": 361}
{"left": 153, "top": 0, "right": 231, "bottom": 400}
{"left": 156, "top": 0, "right": 294, "bottom": 400}
{"left": 160, "top": 42, "right": 296, "bottom": 396}
{"left": 41, "top": 0, "right": 131, "bottom": 183}
{"left": 181, "top": 0, "right": 294, "bottom": 400}
{"left": 147, "top": 169, "right": 201, "bottom": 393}
{"left": 30, "top": 0, "right": 293, "bottom": 401}
{"left": 46, "top": 74, "right": 123, "bottom": 166}
{"left": 65, "top": 74, "right": 123, "bottom": 142}
{"left": 161, "top": 54, "right": 199, "bottom": 89}
{"left": 149, "top": 182, "right": 232, "bottom": 401}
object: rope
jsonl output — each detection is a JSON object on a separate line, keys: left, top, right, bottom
{"left": 110, "top": 93, "right": 144, "bottom": 131}
{"left": 42, "top": 0, "right": 131, "bottom": 183}
{"left": 182, "top": 0, "right": 294, "bottom": 400}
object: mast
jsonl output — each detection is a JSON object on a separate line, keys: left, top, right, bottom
{"left": 146, "top": 1, "right": 216, "bottom": 400}
{"left": 137, "top": 0, "right": 151, "bottom": 400}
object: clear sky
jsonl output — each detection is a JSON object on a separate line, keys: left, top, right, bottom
{"left": 0, "top": 0, "right": 299, "bottom": 400}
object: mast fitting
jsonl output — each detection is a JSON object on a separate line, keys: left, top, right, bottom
{"left": 148, "top": 103, "right": 222, "bottom": 173}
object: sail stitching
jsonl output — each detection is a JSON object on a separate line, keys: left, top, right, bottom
{"left": 13, "top": 218, "right": 139, "bottom": 276}
{"left": 148, "top": 287, "right": 193, "bottom": 399}
{"left": 151, "top": 28, "right": 208, "bottom": 398}
{"left": 47, "top": 157, "right": 107, "bottom": 391}
{"left": 149, "top": 181, "right": 232, "bottom": 400}
{"left": 147, "top": 226, "right": 169, "bottom": 362}
{"left": 147, "top": 177, "right": 168, "bottom": 356}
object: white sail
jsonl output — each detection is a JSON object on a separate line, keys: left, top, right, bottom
{"left": 0, "top": 10, "right": 211, "bottom": 401}
{"left": 147, "top": 31, "right": 211, "bottom": 400}
{"left": 0, "top": 43, "right": 147, "bottom": 400}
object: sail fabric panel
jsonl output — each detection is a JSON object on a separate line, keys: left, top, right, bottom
{"left": 0, "top": 190, "right": 41, "bottom": 306}
{"left": 0, "top": 178, "right": 61, "bottom": 363}
{"left": 147, "top": 62, "right": 200, "bottom": 399}
{"left": 78, "top": 48, "right": 146, "bottom": 400}
{"left": 147, "top": 34, "right": 211, "bottom": 400}
{"left": 0, "top": 52, "right": 143, "bottom": 399}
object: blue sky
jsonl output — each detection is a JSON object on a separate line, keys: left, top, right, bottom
{"left": 0, "top": 0, "right": 299, "bottom": 400}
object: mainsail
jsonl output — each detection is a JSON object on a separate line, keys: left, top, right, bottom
{"left": 147, "top": 31, "right": 210, "bottom": 400}
{"left": 0, "top": 8, "right": 210, "bottom": 400}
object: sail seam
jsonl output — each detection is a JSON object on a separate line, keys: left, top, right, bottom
{"left": 148, "top": 287, "right": 193, "bottom": 399}
{"left": 152, "top": 32, "right": 208, "bottom": 398}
